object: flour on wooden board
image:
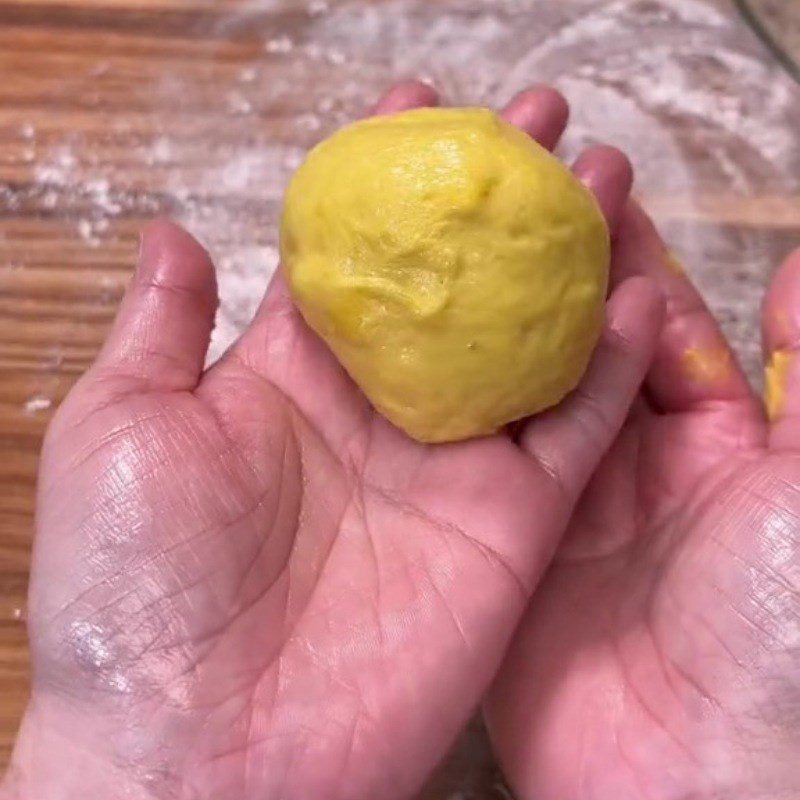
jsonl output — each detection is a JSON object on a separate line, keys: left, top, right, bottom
{"left": 23, "top": 396, "right": 52, "bottom": 415}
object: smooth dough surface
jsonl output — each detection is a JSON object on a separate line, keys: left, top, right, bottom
{"left": 281, "top": 108, "right": 610, "bottom": 442}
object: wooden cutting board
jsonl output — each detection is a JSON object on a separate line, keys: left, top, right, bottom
{"left": 1, "top": 0, "right": 798, "bottom": 795}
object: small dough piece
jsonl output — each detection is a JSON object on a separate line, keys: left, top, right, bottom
{"left": 281, "top": 108, "right": 610, "bottom": 442}
{"left": 765, "top": 349, "right": 792, "bottom": 421}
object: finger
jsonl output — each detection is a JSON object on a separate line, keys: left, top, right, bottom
{"left": 500, "top": 85, "right": 569, "bottom": 151}
{"left": 90, "top": 219, "right": 217, "bottom": 392}
{"left": 762, "top": 248, "right": 800, "bottom": 448}
{"left": 571, "top": 145, "right": 633, "bottom": 236}
{"left": 613, "top": 201, "right": 761, "bottom": 427}
{"left": 370, "top": 79, "right": 439, "bottom": 115}
{"left": 521, "top": 276, "right": 664, "bottom": 504}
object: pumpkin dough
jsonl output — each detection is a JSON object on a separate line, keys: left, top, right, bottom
{"left": 281, "top": 108, "right": 609, "bottom": 442}
{"left": 765, "top": 349, "right": 792, "bottom": 421}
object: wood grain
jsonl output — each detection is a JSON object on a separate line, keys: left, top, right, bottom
{"left": 1, "top": 0, "right": 799, "bottom": 795}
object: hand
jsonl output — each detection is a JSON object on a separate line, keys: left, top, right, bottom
{"left": 486, "top": 196, "right": 800, "bottom": 797}
{"left": 3, "top": 83, "right": 661, "bottom": 800}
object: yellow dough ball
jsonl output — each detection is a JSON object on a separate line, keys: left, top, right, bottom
{"left": 280, "top": 108, "right": 610, "bottom": 443}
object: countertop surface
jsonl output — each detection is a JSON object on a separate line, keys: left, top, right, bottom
{"left": 1, "top": 0, "right": 799, "bottom": 795}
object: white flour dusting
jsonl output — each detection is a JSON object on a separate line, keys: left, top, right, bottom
{"left": 308, "top": 0, "right": 330, "bottom": 15}
{"left": 23, "top": 396, "right": 52, "bottom": 415}
{"left": 264, "top": 34, "right": 295, "bottom": 54}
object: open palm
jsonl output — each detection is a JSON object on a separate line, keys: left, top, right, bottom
{"left": 488, "top": 201, "right": 800, "bottom": 800}
{"left": 6, "top": 84, "right": 661, "bottom": 800}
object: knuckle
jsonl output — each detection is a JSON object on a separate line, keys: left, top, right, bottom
{"left": 573, "top": 387, "right": 617, "bottom": 447}
{"left": 604, "top": 321, "right": 637, "bottom": 357}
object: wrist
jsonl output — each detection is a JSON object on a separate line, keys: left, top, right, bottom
{"left": 3, "top": 696, "right": 155, "bottom": 800}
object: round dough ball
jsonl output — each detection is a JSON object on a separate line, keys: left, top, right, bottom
{"left": 280, "top": 108, "right": 610, "bottom": 443}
